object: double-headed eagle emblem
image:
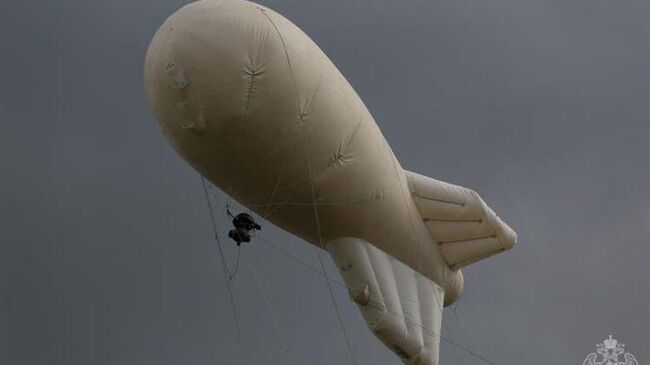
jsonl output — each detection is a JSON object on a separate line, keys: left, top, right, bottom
{"left": 583, "top": 335, "right": 639, "bottom": 365}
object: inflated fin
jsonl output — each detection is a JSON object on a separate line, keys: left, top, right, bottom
{"left": 327, "top": 238, "right": 444, "bottom": 365}
{"left": 405, "top": 171, "right": 517, "bottom": 270}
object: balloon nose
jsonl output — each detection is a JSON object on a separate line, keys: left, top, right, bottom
{"left": 144, "top": 0, "right": 276, "bottom": 139}
{"left": 144, "top": 1, "right": 216, "bottom": 139}
{"left": 144, "top": 0, "right": 259, "bottom": 162}
{"left": 143, "top": 0, "right": 294, "bottom": 188}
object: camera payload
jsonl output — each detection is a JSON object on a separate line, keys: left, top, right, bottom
{"left": 228, "top": 212, "right": 261, "bottom": 246}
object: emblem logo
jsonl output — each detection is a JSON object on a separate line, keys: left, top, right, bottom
{"left": 583, "top": 335, "right": 639, "bottom": 365}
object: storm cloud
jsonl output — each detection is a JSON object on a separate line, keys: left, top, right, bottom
{"left": 1, "top": 0, "right": 648, "bottom": 364}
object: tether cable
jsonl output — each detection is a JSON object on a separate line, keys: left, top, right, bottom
{"left": 200, "top": 176, "right": 242, "bottom": 341}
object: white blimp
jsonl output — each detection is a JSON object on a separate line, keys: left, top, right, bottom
{"left": 145, "top": 1, "right": 517, "bottom": 364}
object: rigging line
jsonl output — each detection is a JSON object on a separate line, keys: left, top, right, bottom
{"left": 230, "top": 124, "right": 302, "bottom": 202}
{"left": 360, "top": 299, "right": 499, "bottom": 365}
{"left": 300, "top": 119, "right": 359, "bottom": 365}
{"left": 451, "top": 303, "right": 477, "bottom": 365}
{"left": 241, "top": 213, "right": 497, "bottom": 365}
{"left": 230, "top": 131, "right": 288, "bottom": 199}
{"left": 252, "top": 161, "right": 336, "bottom": 218}
{"left": 249, "top": 150, "right": 493, "bottom": 364}
{"left": 307, "top": 196, "right": 359, "bottom": 363}
{"left": 228, "top": 247, "right": 242, "bottom": 281}
{"left": 204, "top": 178, "right": 230, "bottom": 212}
{"left": 255, "top": 83, "right": 322, "bottom": 219}
{"left": 256, "top": 234, "right": 346, "bottom": 288}
{"left": 204, "top": 184, "right": 241, "bottom": 282}
{"left": 262, "top": 162, "right": 288, "bottom": 218}
{"left": 250, "top": 263, "right": 293, "bottom": 365}
{"left": 440, "top": 336, "right": 499, "bottom": 365}
{"left": 200, "top": 176, "right": 242, "bottom": 341}
{"left": 367, "top": 302, "right": 499, "bottom": 365}
{"left": 444, "top": 319, "right": 462, "bottom": 365}
{"left": 255, "top": 229, "right": 498, "bottom": 365}
{"left": 229, "top": 63, "right": 310, "bottom": 204}
{"left": 174, "top": 11, "right": 496, "bottom": 363}
{"left": 259, "top": 11, "right": 357, "bottom": 362}
{"left": 257, "top": 231, "right": 498, "bottom": 365}
{"left": 387, "top": 281, "right": 497, "bottom": 365}
{"left": 259, "top": 8, "right": 300, "bottom": 110}
{"left": 303, "top": 139, "right": 358, "bottom": 364}
{"left": 314, "top": 248, "right": 359, "bottom": 365}
{"left": 427, "top": 281, "right": 461, "bottom": 365}
{"left": 193, "top": 132, "right": 496, "bottom": 362}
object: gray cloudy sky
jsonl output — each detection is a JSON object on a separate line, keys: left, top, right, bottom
{"left": 1, "top": 0, "right": 648, "bottom": 364}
